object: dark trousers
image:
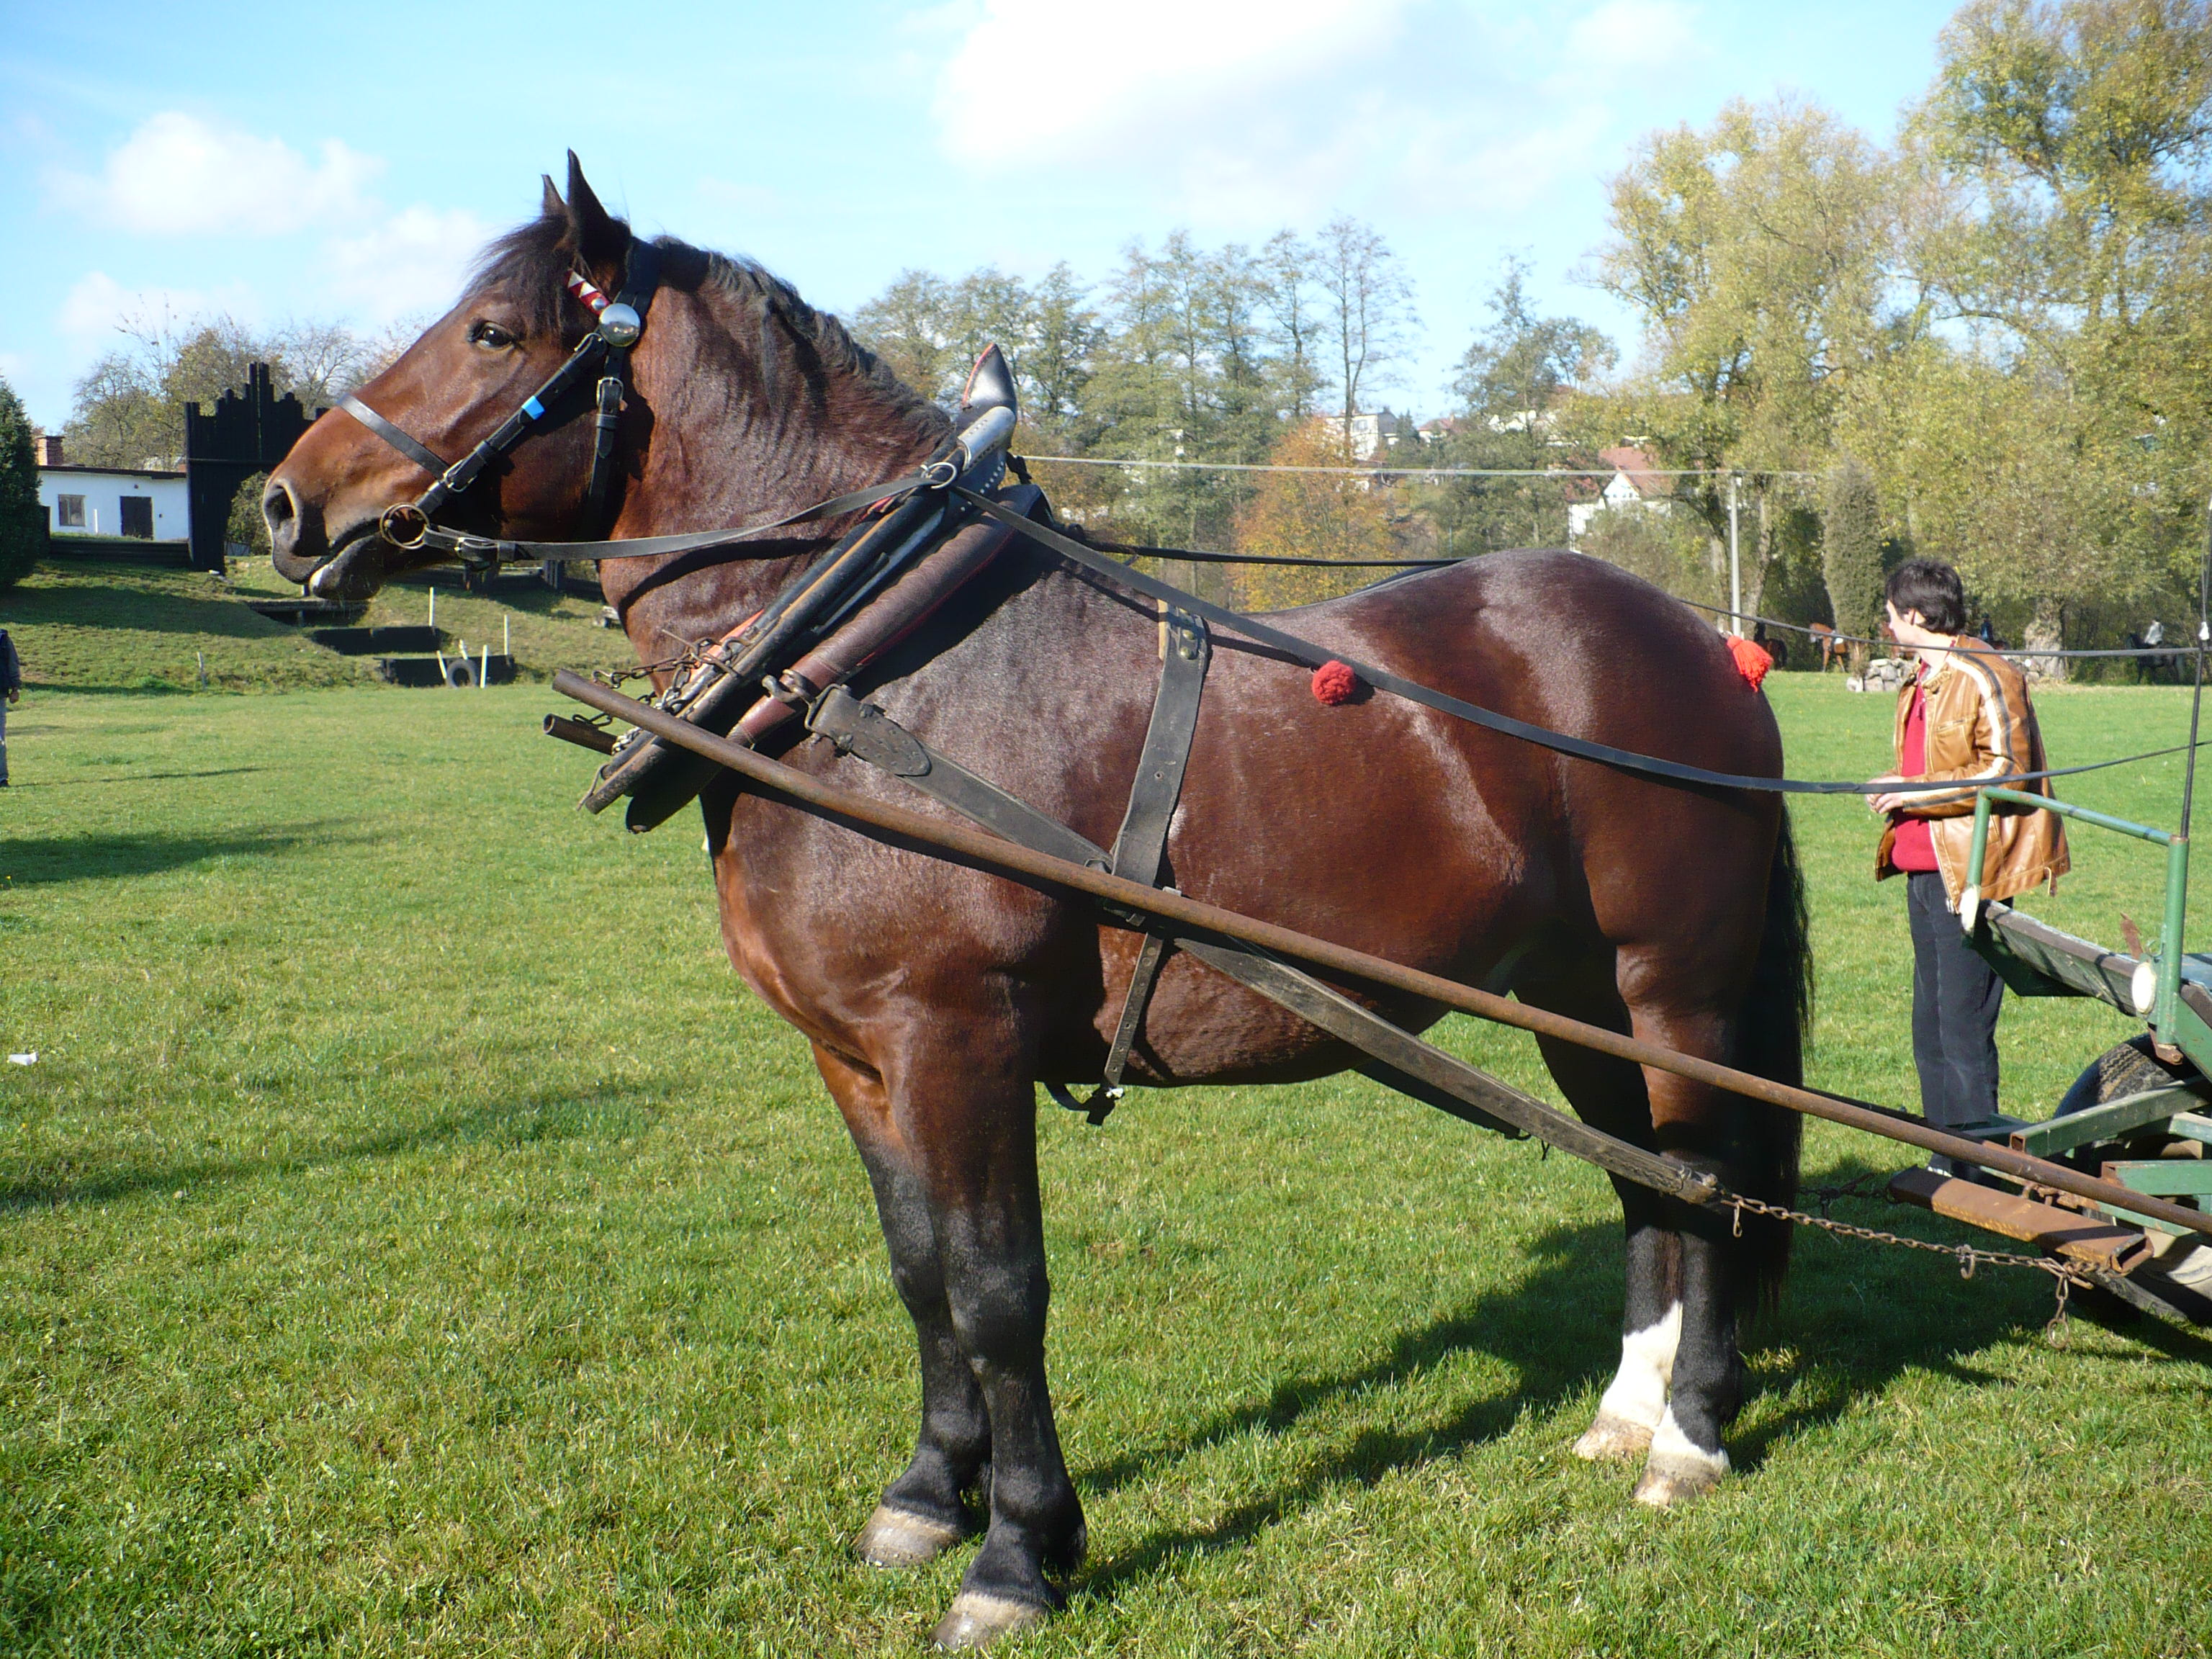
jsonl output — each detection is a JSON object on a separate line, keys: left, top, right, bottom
{"left": 1906, "top": 870, "right": 2003, "bottom": 1165}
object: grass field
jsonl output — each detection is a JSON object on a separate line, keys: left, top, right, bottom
{"left": 1, "top": 668, "right": 2208, "bottom": 1656}
{"left": 4, "top": 561, "right": 636, "bottom": 694}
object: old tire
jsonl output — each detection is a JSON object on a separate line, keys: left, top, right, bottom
{"left": 2054, "top": 1035, "right": 2206, "bottom": 1119}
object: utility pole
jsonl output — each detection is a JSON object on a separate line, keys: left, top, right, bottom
{"left": 1727, "top": 474, "right": 1743, "bottom": 636}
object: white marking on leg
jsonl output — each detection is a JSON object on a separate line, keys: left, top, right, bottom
{"left": 1596, "top": 1301, "right": 1681, "bottom": 1431}
{"left": 1647, "top": 1406, "right": 1730, "bottom": 1475}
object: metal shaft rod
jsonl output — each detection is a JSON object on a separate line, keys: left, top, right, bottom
{"left": 554, "top": 669, "right": 2211, "bottom": 1241}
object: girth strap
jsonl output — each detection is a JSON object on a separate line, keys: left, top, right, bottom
{"left": 804, "top": 686, "right": 1539, "bottom": 1143}
{"left": 1086, "top": 606, "right": 1210, "bottom": 1120}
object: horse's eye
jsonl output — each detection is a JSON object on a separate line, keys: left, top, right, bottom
{"left": 469, "top": 322, "right": 518, "bottom": 350}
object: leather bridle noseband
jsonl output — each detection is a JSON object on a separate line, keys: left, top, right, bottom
{"left": 338, "top": 238, "right": 664, "bottom": 562}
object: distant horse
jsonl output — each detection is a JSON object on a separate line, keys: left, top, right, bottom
{"left": 1807, "top": 622, "right": 1841, "bottom": 672}
{"left": 2128, "top": 622, "right": 2181, "bottom": 685}
{"left": 266, "top": 159, "right": 1808, "bottom": 1647}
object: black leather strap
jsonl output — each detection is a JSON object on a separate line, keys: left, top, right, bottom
{"left": 1087, "top": 605, "right": 1211, "bottom": 1115}
{"left": 956, "top": 486, "right": 2148, "bottom": 801}
{"left": 339, "top": 394, "right": 451, "bottom": 479}
{"left": 1110, "top": 608, "right": 1208, "bottom": 882}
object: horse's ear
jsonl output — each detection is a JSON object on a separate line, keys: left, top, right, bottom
{"left": 541, "top": 174, "right": 564, "bottom": 220}
{"left": 562, "top": 150, "right": 628, "bottom": 282}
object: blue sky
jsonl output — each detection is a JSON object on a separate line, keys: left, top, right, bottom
{"left": 4, "top": 0, "right": 1965, "bottom": 431}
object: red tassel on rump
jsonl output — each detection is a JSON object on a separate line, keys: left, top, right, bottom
{"left": 1311, "top": 660, "right": 1358, "bottom": 705}
{"left": 1726, "top": 634, "right": 1772, "bottom": 690}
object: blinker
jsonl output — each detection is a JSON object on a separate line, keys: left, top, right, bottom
{"left": 597, "top": 302, "right": 642, "bottom": 348}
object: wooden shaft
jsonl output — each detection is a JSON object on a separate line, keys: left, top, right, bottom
{"left": 553, "top": 670, "right": 2212, "bottom": 1241}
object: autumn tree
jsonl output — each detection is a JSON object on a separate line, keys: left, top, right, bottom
{"left": 1232, "top": 418, "right": 1396, "bottom": 609}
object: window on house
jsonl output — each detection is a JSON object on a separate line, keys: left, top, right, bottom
{"left": 56, "top": 494, "right": 86, "bottom": 528}
{"left": 120, "top": 497, "right": 153, "bottom": 539}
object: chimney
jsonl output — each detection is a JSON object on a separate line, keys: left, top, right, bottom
{"left": 35, "top": 433, "right": 65, "bottom": 467}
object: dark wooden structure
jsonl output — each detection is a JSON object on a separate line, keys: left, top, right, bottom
{"left": 184, "top": 363, "right": 320, "bottom": 572}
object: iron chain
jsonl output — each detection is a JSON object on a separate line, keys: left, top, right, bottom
{"left": 1725, "top": 1191, "right": 2087, "bottom": 1314}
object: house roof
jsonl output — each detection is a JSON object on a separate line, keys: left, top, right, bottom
{"left": 1596, "top": 446, "right": 1668, "bottom": 500}
{"left": 39, "top": 463, "right": 185, "bottom": 481}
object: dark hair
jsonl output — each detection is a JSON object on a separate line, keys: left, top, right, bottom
{"left": 1884, "top": 558, "right": 1966, "bottom": 635}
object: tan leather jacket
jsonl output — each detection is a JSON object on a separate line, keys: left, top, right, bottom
{"left": 1875, "top": 637, "right": 2068, "bottom": 909}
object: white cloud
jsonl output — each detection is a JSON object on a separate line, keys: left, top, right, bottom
{"left": 57, "top": 270, "right": 256, "bottom": 341}
{"left": 1563, "top": 0, "right": 1701, "bottom": 80}
{"left": 935, "top": 0, "right": 1412, "bottom": 170}
{"left": 62, "top": 112, "right": 381, "bottom": 236}
{"left": 925, "top": 0, "right": 1708, "bottom": 229}
{"left": 318, "top": 205, "right": 493, "bottom": 322}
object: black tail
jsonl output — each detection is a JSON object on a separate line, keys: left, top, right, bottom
{"left": 1733, "top": 806, "right": 1812, "bottom": 1314}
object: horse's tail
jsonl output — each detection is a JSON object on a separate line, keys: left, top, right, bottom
{"left": 1732, "top": 805, "right": 1812, "bottom": 1316}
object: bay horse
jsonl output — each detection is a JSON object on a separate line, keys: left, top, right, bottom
{"left": 267, "top": 158, "right": 1809, "bottom": 1648}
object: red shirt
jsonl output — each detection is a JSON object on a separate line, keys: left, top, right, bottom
{"left": 1891, "top": 667, "right": 1939, "bottom": 872}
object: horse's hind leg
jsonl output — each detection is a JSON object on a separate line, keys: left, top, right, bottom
{"left": 1519, "top": 976, "right": 1683, "bottom": 1466}
{"left": 814, "top": 1045, "right": 991, "bottom": 1570}
{"left": 1523, "top": 958, "right": 1740, "bottom": 1502}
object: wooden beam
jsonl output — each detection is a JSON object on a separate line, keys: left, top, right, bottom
{"left": 1887, "top": 1169, "right": 2152, "bottom": 1275}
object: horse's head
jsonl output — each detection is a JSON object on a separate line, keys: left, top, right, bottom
{"left": 268, "top": 155, "right": 641, "bottom": 598}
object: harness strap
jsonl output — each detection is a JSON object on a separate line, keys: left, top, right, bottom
{"left": 1082, "top": 606, "right": 1210, "bottom": 1121}
{"left": 955, "top": 487, "right": 2128, "bottom": 801}
{"left": 795, "top": 685, "right": 1735, "bottom": 1188}
{"left": 339, "top": 394, "right": 450, "bottom": 478}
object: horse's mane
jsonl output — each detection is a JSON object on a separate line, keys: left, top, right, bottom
{"left": 468, "top": 212, "right": 951, "bottom": 448}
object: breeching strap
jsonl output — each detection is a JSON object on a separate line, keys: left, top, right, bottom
{"left": 551, "top": 666, "right": 2212, "bottom": 1245}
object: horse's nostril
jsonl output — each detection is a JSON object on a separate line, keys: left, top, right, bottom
{"left": 264, "top": 480, "right": 297, "bottom": 535}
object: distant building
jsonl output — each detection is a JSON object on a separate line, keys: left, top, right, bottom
{"left": 1317, "top": 410, "right": 1419, "bottom": 462}
{"left": 1566, "top": 445, "right": 1673, "bottom": 547}
{"left": 33, "top": 436, "right": 189, "bottom": 542}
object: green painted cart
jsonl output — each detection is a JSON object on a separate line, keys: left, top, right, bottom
{"left": 1885, "top": 786, "right": 2212, "bottom": 1323}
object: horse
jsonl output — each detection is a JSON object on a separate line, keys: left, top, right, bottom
{"left": 266, "top": 157, "right": 1809, "bottom": 1648}
{"left": 1807, "top": 622, "right": 1840, "bottom": 672}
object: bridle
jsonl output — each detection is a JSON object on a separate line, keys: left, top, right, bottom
{"left": 328, "top": 235, "right": 1004, "bottom": 580}
{"left": 338, "top": 238, "right": 664, "bottom": 561}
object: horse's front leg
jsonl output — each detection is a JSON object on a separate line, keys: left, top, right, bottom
{"left": 814, "top": 1043, "right": 992, "bottom": 1569}
{"left": 883, "top": 1031, "right": 1084, "bottom": 1649}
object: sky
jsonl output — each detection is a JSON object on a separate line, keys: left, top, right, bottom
{"left": 3, "top": 0, "right": 1968, "bottom": 433}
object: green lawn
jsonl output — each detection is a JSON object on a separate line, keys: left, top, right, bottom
{"left": 0, "top": 673, "right": 2206, "bottom": 1656}
{"left": 4, "top": 560, "right": 636, "bottom": 694}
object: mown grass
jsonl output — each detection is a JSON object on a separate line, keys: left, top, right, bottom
{"left": 0, "top": 673, "right": 2206, "bottom": 1656}
{"left": 4, "top": 561, "right": 635, "bottom": 695}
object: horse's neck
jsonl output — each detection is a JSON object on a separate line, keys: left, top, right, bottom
{"left": 606, "top": 285, "right": 944, "bottom": 658}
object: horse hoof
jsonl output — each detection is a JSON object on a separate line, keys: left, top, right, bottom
{"left": 853, "top": 1505, "right": 966, "bottom": 1570}
{"left": 1573, "top": 1411, "right": 1654, "bottom": 1463}
{"left": 930, "top": 1591, "right": 1052, "bottom": 1649}
{"left": 1632, "top": 1449, "right": 1727, "bottom": 1508}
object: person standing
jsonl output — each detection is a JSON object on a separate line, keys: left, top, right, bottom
{"left": 1867, "top": 560, "right": 2068, "bottom": 1169}
{"left": 0, "top": 626, "right": 18, "bottom": 786}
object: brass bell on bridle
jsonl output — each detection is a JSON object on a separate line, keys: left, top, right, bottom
{"left": 596, "top": 302, "right": 642, "bottom": 348}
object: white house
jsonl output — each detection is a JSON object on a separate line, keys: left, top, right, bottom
{"left": 1567, "top": 445, "right": 1672, "bottom": 546}
{"left": 33, "top": 436, "right": 187, "bottom": 542}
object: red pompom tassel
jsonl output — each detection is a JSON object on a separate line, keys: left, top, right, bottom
{"left": 1726, "top": 634, "right": 1772, "bottom": 690}
{"left": 1311, "top": 660, "right": 1358, "bottom": 705}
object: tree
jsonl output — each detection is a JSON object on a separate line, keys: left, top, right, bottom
{"left": 1593, "top": 96, "right": 1900, "bottom": 614}
{"left": 1311, "top": 217, "right": 1418, "bottom": 431}
{"left": 0, "top": 377, "right": 42, "bottom": 591}
{"left": 67, "top": 313, "right": 381, "bottom": 469}
{"left": 1894, "top": 0, "right": 2212, "bottom": 633}
{"left": 1421, "top": 259, "right": 1614, "bottom": 554}
{"left": 1822, "top": 454, "right": 1886, "bottom": 675}
{"left": 1233, "top": 418, "right": 1396, "bottom": 608}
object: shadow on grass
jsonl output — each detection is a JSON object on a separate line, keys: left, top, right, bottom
{"left": 0, "top": 1091, "right": 626, "bottom": 1217}
{"left": 1074, "top": 1167, "right": 2190, "bottom": 1600}
{"left": 11, "top": 767, "right": 266, "bottom": 788}
{"left": 0, "top": 823, "right": 355, "bottom": 884}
